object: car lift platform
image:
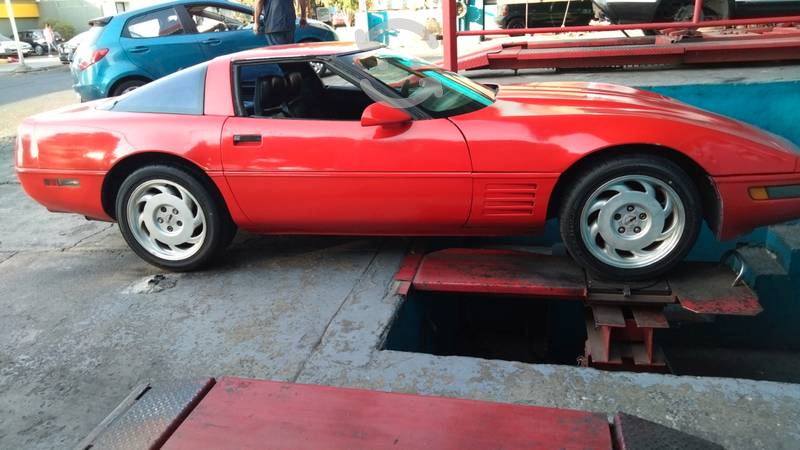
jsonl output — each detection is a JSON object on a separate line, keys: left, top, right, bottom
{"left": 79, "top": 377, "right": 723, "bottom": 450}
{"left": 393, "top": 247, "right": 762, "bottom": 372}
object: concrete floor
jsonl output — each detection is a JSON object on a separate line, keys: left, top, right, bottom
{"left": 2, "top": 66, "right": 800, "bottom": 449}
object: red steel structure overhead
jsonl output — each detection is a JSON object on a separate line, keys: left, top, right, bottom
{"left": 440, "top": 0, "right": 800, "bottom": 71}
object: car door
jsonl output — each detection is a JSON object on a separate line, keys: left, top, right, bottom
{"left": 184, "top": 3, "right": 264, "bottom": 59}
{"left": 220, "top": 67, "right": 473, "bottom": 235}
{"left": 119, "top": 6, "right": 207, "bottom": 79}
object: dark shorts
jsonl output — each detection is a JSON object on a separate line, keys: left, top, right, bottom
{"left": 264, "top": 30, "right": 295, "bottom": 45}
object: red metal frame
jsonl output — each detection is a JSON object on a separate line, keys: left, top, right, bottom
{"left": 164, "top": 377, "right": 614, "bottom": 449}
{"left": 395, "top": 247, "right": 763, "bottom": 373}
{"left": 440, "top": 0, "right": 800, "bottom": 71}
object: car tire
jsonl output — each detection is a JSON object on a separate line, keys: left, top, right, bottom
{"left": 34, "top": 45, "right": 44, "bottom": 56}
{"left": 558, "top": 155, "right": 702, "bottom": 281}
{"left": 116, "top": 165, "right": 236, "bottom": 271}
{"left": 111, "top": 79, "right": 147, "bottom": 97}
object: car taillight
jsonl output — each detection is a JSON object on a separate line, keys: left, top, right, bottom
{"left": 78, "top": 48, "right": 108, "bottom": 70}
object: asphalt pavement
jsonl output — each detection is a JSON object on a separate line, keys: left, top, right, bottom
{"left": 0, "top": 64, "right": 72, "bottom": 108}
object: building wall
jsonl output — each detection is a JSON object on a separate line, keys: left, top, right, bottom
{"left": 37, "top": 0, "right": 104, "bottom": 32}
{"left": 0, "top": 0, "right": 40, "bottom": 36}
{"left": 1, "top": 0, "right": 169, "bottom": 37}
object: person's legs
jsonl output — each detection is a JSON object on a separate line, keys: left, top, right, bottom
{"left": 264, "top": 29, "right": 295, "bottom": 46}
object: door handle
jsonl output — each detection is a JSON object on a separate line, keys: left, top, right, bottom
{"left": 233, "top": 134, "right": 261, "bottom": 144}
{"left": 129, "top": 46, "right": 149, "bottom": 53}
{"left": 202, "top": 38, "right": 221, "bottom": 45}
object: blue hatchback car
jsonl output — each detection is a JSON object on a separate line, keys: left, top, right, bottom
{"left": 72, "top": 0, "right": 338, "bottom": 101}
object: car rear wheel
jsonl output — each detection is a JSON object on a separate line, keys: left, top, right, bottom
{"left": 34, "top": 44, "right": 44, "bottom": 56}
{"left": 116, "top": 165, "right": 235, "bottom": 271}
{"left": 112, "top": 79, "right": 147, "bottom": 97}
{"left": 559, "top": 155, "right": 702, "bottom": 280}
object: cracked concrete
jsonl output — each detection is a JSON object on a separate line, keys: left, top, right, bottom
{"left": 2, "top": 65, "right": 800, "bottom": 450}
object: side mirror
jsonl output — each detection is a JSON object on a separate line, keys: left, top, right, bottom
{"left": 361, "top": 102, "right": 412, "bottom": 128}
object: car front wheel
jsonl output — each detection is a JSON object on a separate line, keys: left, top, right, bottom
{"left": 559, "top": 155, "right": 702, "bottom": 280}
{"left": 116, "top": 165, "right": 235, "bottom": 271}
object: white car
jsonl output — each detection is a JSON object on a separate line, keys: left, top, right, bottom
{"left": 0, "top": 34, "right": 33, "bottom": 56}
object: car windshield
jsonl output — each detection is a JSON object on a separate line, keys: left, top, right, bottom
{"left": 340, "top": 49, "right": 495, "bottom": 118}
{"left": 0, "top": 34, "right": 11, "bottom": 41}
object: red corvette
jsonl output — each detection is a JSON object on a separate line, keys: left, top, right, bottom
{"left": 15, "top": 42, "right": 800, "bottom": 279}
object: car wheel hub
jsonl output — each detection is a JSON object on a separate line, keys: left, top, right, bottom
{"left": 580, "top": 175, "right": 685, "bottom": 269}
{"left": 127, "top": 179, "right": 206, "bottom": 261}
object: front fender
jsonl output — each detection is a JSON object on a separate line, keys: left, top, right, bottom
{"left": 450, "top": 102, "right": 797, "bottom": 176}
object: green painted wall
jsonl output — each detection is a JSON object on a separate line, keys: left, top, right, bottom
{"left": 642, "top": 81, "right": 800, "bottom": 147}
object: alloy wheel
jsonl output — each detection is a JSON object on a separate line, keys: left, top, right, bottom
{"left": 126, "top": 179, "right": 207, "bottom": 261}
{"left": 579, "top": 175, "right": 686, "bottom": 269}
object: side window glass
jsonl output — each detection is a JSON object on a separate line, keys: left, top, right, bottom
{"left": 126, "top": 7, "right": 184, "bottom": 38}
{"left": 238, "top": 61, "right": 374, "bottom": 121}
{"left": 188, "top": 5, "right": 252, "bottom": 33}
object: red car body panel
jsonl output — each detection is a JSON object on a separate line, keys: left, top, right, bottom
{"left": 14, "top": 44, "right": 800, "bottom": 243}
{"left": 221, "top": 116, "right": 475, "bottom": 234}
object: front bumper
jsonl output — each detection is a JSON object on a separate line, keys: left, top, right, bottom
{"left": 716, "top": 172, "right": 800, "bottom": 240}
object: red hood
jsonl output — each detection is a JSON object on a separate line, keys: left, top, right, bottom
{"left": 489, "top": 81, "right": 799, "bottom": 159}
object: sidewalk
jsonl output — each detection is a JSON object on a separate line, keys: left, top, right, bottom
{"left": 0, "top": 55, "right": 65, "bottom": 74}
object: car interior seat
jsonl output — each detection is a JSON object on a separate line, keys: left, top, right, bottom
{"left": 253, "top": 75, "right": 287, "bottom": 117}
{"left": 283, "top": 72, "right": 311, "bottom": 118}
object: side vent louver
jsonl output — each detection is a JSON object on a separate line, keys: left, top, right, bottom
{"left": 483, "top": 183, "right": 537, "bottom": 216}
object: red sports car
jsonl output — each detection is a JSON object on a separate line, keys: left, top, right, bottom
{"left": 15, "top": 42, "right": 800, "bottom": 279}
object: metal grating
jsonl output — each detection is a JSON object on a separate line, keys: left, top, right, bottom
{"left": 75, "top": 378, "right": 214, "bottom": 450}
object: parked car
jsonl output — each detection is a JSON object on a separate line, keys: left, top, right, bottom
{"left": 18, "top": 29, "right": 63, "bottom": 55}
{"left": 0, "top": 34, "right": 33, "bottom": 56}
{"left": 71, "top": 0, "right": 338, "bottom": 101}
{"left": 59, "top": 31, "right": 88, "bottom": 64}
{"left": 16, "top": 42, "right": 800, "bottom": 279}
{"left": 593, "top": 0, "right": 800, "bottom": 23}
{"left": 495, "top": 0, "right": 594, "bottom": 29}
{"left": 332, "top": 9, "right": 348, "bottom": 27}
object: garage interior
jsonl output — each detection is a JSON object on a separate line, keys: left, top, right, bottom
{"left": 2, "top": 1, "right": 800, "bottom": 448}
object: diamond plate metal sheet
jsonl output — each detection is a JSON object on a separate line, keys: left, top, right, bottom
{"left": 613, "top": 412, "right": 724, "bottom": 450}
{"left": 76, "top": 378, "right": 214, "bottom": 450}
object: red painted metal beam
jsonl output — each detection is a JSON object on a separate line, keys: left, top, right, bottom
{"left": 163, "top": 377, "right": 614, "bottom": 450}
{"left": 693, "top": 0, "right": 704, "bottom": 23}
{"left": 456, "top": 15, "right": 800, "bottom": 36}
{"left": 460, "top": 33, "right": 800, "bottom": 70}
{"left": 441, "top": 0, "right": 458, "bottom": 71}
{"left": 412, "top": 248, "right": 588, "bottom": 299}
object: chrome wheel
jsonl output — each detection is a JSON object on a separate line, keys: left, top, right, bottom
{"left": 579, "top": 175, "right": 685, "bottom": 269}
{"left": 126, "top": 179, "right": 206, "bottom": 261}
{"left": 121, "top": 85, "right": 140, "bottom": 94}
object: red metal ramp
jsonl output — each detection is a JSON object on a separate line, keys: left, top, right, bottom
{"left": 80, "top": 377, "right": 726, "bottom": 449}
{"left": 400, "top": 248, "right": 761, "bottom": 315}
{"left": 163, "top": 377, "right": 612, "bottom": 450}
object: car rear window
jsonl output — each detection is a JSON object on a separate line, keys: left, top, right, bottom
{"left": 125, "top": 7, "right": 185, "bottom": 38}
{"left": 110, "top": 62, "right": 207, "bottom": 115}
{"left": 82, "top": 25, "right": 105, "bottom": 48}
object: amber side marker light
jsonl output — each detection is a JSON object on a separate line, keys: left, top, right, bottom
{"left": 749, "top": 187, "right": 769, "bottom": 200}
{"left": 749, "top": 185, "right": 800, "bottom": 200}
{"left": 44, "top": 178, "right": 80, "bottom": 187}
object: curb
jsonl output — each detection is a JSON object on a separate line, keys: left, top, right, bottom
{"left": 0, "top": 63, "right": 68, "bottom": 75}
